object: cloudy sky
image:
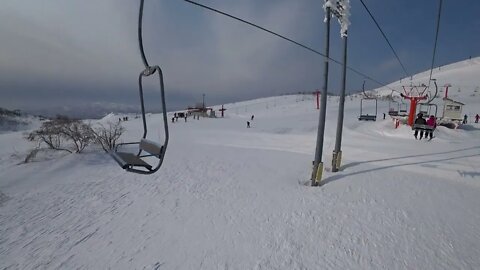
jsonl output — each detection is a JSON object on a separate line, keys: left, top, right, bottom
{"left": 1, "top": 0, "right": 479, "bottom": 117}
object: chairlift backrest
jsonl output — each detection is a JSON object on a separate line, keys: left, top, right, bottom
{"left": 418, "top": 103, "right": 438, "bottom": 118}
{"left": 140, "top": 138, "right": 163, "bottom": 156}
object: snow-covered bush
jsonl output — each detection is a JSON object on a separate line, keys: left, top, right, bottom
{"left": 27, "top": 116, "right": 95, "bottom": 153}
{"left": 91, "top": 121, "right": 125, "bottom": 153}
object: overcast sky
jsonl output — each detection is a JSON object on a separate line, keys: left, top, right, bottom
{"left": 1, "top": 0, "right": 479, "bottom": 117}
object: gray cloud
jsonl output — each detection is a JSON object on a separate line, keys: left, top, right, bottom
{"left": 1, "top": 0, "right": 479, "bottom": 118}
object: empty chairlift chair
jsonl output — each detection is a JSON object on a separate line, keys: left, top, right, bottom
{"left": 398, "top": 103, "right": 408, "bottom": 116}
{"left": 109, "top": 0, "right": 169, "bottom": 175}
{"left": 388, "top": 100, "right": 399, "bottom": 116}
{"left": 358, "top": 98, "right": 377, "bottom": 121}
{"left": 110, "top": 66, "right": 169, "bottom": 175}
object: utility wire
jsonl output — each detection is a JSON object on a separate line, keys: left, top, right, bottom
{"left": 183, "top": 0, "right": 398, "bottom": 92}
{"left": 358, "top": 0, "right": 409, "bottom": 78}
{"left": 427, "top": 0, "right": 443, "bottom": 89}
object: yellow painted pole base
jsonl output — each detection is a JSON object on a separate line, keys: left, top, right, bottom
{"left": 332, "top": 150, "right": 342, "bottom": 172}
{"left": 311, "top": 162, "right": 324, "bottom": 186}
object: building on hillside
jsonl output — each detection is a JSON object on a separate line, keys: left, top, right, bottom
{"left": 441, "top": 98, "right": 464, "bottom": 121}
{"left": 187, "top": 105, "right": 216, "bottom": 118}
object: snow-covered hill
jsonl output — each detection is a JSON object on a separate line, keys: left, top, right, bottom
{"left": 0, "top": 108, "right": 45, "bottom": 134}
{"left": 1, "top": 58, "right": 480, "bottom": 269}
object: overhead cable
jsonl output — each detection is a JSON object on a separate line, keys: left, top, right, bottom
{"left": 183, "top": 0, "right": 397, "bottom": 92}
{"left": 427, "top": 0, "right": 443, "bottom": 89}
{"left": 358, "top": 0, "right": 409, "bottom": 78}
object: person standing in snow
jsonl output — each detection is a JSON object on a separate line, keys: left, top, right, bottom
{"left": 414, "top": 113, "right": 427, "bottom": 140}
{"left": 426, "top": 115, "right": 437, "bottom": 140}
{"left": 463, "top": 114, "right": 468, "bottom": 124}
{"left": 247, "top": 121, "right": 250, "bottom": 128}
{"left": 251, "top": 115, "right": 254, "bottom": 121}
{"left": 475, "top": 114, "right": 479, "bottom": 123}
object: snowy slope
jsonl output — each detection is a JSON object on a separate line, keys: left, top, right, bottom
{"left": 1, "top": 60, "right": 480, "bottom": 269}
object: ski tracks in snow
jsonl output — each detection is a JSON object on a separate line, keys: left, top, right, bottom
{"left": 0, "top": 174, "right": 137, "bottom": 269}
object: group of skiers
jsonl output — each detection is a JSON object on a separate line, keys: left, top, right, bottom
{"left": 412, "top": 112, "right": 480, "bottom": 140}
{"left": 414, "top": 113, "right": 436, "bottom": 140}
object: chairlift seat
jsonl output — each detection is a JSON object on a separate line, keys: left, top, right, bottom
{"left": 111, "top": 151, "right": 152, "bottom": 170}
{"left": 412, "top": 124, "right": 434, "bottom": 131}
{"left": 358, "top": 115, "right": 377, "bottom": 121}
{"left": 110, "top": 138, "right": 164, "bottom": 172}
{"left": 388, "top": 111, "right": 399, "bottom": 116}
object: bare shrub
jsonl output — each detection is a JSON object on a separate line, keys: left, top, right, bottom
{"left": 27, "top": 116, "right": 94, "bottom": 153}
{"left": 60, "top": 119, "right": 95, "bottom": 153}
{"left": 92, "top": 121, "right": 125, "bottom": 153}
{"left": 27, "top": 118, "right": 71, "bottom": 153}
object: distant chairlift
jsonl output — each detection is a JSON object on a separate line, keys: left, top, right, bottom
{"left": 417, "top": 103, "right": 438, "bottom": 118}
{"left": 358, "top": 81, "right": 377, "bottom": 121}
{"left": 398, "top": 102, "right": 408, "bottom": 116}
{"left": 358, "top": 98, "right": 378, "bottom": 121}
{"left": 417, "top": 80, "right": 439, "bottom": 118}
{"left": 388, "top": 100, "right": 399, "bottom": 116}
{"left": 412, "top": 103, "right": 438, "bottom": 133}
{"left": 412, "top": 80, "right": 439, "bottom": 133}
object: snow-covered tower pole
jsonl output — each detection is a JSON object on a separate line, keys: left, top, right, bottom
{"left": 311, "top": 2, "right": 332, "bottom": 186}
{"left": 331, "top": 0, "right": 351, "bottom": 172}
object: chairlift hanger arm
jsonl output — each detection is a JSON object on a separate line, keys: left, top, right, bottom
{"left": 425, "top": 80, "right": 438, "bottom": 104}
{"left": 361, "top": 80, "right": 368, "bottom": 98}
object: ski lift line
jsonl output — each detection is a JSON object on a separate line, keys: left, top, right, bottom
{"left": 182, "top": 0, "right": 396, "bottom": 92}
{"left": 182, "top": 0, "right": 327, "bottom": 57}
{"left": 358, "top": 0, "right": 409, "bottom": 77}
{"left": 427, "top": 0, "right": 443, "bottom": 89}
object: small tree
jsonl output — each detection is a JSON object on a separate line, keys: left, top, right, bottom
{"left": 27, "top": 116, "right": 95, "bottom": 153}
{"left": 60, "top": 120, "right": 95, "bottom": 153}
{"left": 92, "top": 121, "right": 125, "bottom": 153}
{"left": 27, "top": 118, "right": 71, "bottom": 153}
